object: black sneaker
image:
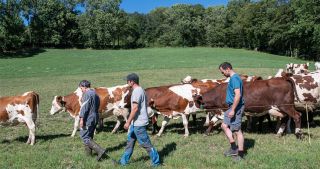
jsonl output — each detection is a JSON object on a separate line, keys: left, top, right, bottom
{"left": 223, "top": 148, "right": 238, "bottom": 157}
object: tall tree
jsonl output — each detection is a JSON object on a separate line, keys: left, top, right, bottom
{"left": 0, "top": 0, "right": 25, "bottom": 52}
{"left": 204, "top": 6, "right": 227, "bottom": 47}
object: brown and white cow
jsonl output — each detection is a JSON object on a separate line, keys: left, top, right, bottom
{"left": 274, "top": 70, "right": 320, "bottom": 131}
{"left": 194, "top": 77, "right": 303, "bottom": 138}
{"left": 274, "top": 70, "right": 320, "bottom": 112}
{"left": 0, "top": 91, "right": 39, "bottom": 145}
{"left": 286, "top": 63, "right": 309, "bottom": 74}
{"left": 182, "top": 75, "right": 263, "bottom": 128}
{"left": 50, "top": 85, "right": 130, "bottom": 137}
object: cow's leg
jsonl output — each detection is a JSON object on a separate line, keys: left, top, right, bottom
{"left": 266, "top": 114, "right": 273, "bottom": 131}
{"left": 277, "top": 116, "right": 288, "bottom": 136}
{"left": 280, "top": 106, "right": 302, "bottom": 138}
{"left": 205, "top": 114, "right": 223, "bottom": 135}
{"left": 203, "top": 112, "right": 210, "bottom": 127}
{"left": 291, "top": 111, "right": 302, "bottom": 139}
{"left": 157, "top": 116, "right": 170, "bottom": 137}
{"left": 24, "top": 118, "right": 36, "bottom": 145}
{"left": 191, "top": 114, "right": 196, "bottom": 125}
{"left": 246, "top": 116, "right": 253, "bottom": 132}
{"left": 72, "top": 116, "right": 80, "bottom": 137}
{"left": 98, "top": 118, "right": 104, "bottom": 131}
{"left": 181, "top": 114, "right": 189, "bottom": 137}
{"left": 151, "top": 114, "right": 160, "bottom": 134}
{"left": 286, "top": 117, "right": 292, "bottom": 134}
{"left": 112, "top": 117, "right": 121, "bottom": 133}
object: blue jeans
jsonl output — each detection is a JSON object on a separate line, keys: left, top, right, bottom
{"left": 80, "top": 125, "right": 95, "bottom": 145}
{"left": 120, "top": 125, "right": 160, "bottom": 166}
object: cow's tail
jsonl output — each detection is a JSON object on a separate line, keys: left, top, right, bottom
{"left": 283, "top": 76, "right": 300, "bottom": 102}
{"left": 29, "top": 91, "right": 40, "bottom": 128}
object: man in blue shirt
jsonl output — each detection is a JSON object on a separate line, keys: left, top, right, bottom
{"left": 79, "top": 80, "right": 107, "bottom": 161}
{"left": 219, "top": 62, "right": 245, "bottom": 161}
{"left": 119, "top": 73, "right": 160, "bottom": 167}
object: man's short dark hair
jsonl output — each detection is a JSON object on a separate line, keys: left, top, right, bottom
{"left": 126, "top": 73, "right": 139, "bottom": 84}
{"left": 79, "top": 80, "right": 91, "bottom": 88}
{"left": 219, "top": 62, "right": 233, "bottom": 70}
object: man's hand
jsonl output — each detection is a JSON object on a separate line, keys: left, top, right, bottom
{"left": 80, "top": 118, "right": 84, "bottom": 129}
{"left": 124, "top": 121, "right": 130, "bottom": 130}
{"left": 228, "top": 110, "right": 235, "bottom": 118}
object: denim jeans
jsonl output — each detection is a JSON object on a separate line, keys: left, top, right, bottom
{"left": 120, "top": 125, "right": 160, "bottom": 166}
{"left": 79, "top": 125, "right": 95, "bottom": 145}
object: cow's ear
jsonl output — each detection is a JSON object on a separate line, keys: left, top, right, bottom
{"left": 61, "top": 101, "right": 66, "bottom": 107}
{"left": 56, "top": 96, "right": 62, "bottom": 102}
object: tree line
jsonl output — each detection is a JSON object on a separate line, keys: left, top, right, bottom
{"left": 1, "top": 0, "right": 319, "bottom": 60}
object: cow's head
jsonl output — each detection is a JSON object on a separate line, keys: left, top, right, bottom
{"left": 192, "top": 91, "right": 203, "bottom": 109}
{"left": 50, "top": 96, "right": 66, "bottom": 115}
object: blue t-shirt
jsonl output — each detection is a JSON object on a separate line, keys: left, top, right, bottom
{"left": 226, "top": 74, "right": 244, "bottom": 106}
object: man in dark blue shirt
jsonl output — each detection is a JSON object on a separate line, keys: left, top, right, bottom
{"left": 79, "top": 80, "right": 106, "bottom": 161}
{"left": 219, "top": 62, "right": 245, "bottom": 161}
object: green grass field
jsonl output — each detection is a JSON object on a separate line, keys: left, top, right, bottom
{"left": 1, "top": 48, "right": 319, "bottom": 169}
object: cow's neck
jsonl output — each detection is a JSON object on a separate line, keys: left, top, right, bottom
{"left": 63, "top": 94, "right": 80, "bottom": 116}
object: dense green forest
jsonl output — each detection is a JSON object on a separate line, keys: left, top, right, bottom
{"left": 1, "top": 0, "right": 319, "bottom": 60}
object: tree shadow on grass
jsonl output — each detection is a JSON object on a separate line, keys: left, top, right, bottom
{"left": 131, "top": 142, "right": 177, "bottom": 164}
{"left": 0, "top": 48, "right": 46, "bottom": 59}
{"left": 1, "top": 133, "right": 70, "bottom": 144}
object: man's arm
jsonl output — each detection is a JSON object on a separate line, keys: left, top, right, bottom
{"left": 79, "top": 94, "right": 90, "bottom": 128}
{"left": 124, "top": 103, "right": 138, "bottom": 129}
{"left": 228, "top": 88, "right": 241, "bottom": 118}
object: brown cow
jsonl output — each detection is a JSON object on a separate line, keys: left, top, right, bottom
{"left": 194, "top": 77, "right": 303, "bottom": 138}
{"left": 0, "top": 91, "right": 39, "bottom": 145}
{"left": 50, "top": 85, "right": 130, "bottom": 137}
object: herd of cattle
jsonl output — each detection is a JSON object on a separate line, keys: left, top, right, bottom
{"left": 1, "top": 62, "right": 320, "bottom": 145}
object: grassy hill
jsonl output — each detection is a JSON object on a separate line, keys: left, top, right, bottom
{"left": 0, "top": 48, "right": 319, "bottom": 169}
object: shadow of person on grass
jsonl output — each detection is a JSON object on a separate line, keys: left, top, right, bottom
{"left": 105, "top": 141, "right": 127, "bottom": 153}
{"left": 131, "top": 142, "right": 177, "bottom": 164}
{"left": 244, "top": 138, "right": 255, "bottom": 154}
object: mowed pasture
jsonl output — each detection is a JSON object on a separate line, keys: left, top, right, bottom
{"left": 1, "top": 48, "right": 320, "bottom": 169}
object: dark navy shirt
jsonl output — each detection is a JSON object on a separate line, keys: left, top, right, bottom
{"left": 226, "top": 74, "right": 244, "bottom": 106}
{"left": 79, "top": 89, "right": 100, "bottom": 127}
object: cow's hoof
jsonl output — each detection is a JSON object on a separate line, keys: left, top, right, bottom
{"left": 183, "top": 134, "right": 189, "bottom": 138}
{"left": 276, "top": 133, "right": 282, "bottom": 138}
{"left": 156, "top": 134, "right": 161, "bottom": 137}
{"left": 295, "top": 132, "right": 304, "bottom": 140}
{"left": 309, "top": 121, "right": 317, "bottom": 128}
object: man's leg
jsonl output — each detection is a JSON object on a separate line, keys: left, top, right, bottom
{"left": 235, "top": 130, "right": 244, "bottom": 158}
{"left": 221, "top": 122, "right": 238, "bottom": 156}
{"left": 135, "top": 126, "right": 160, "bottom": 166}
{"left": 80, "top": 127, "right": 92, "bottom": 155}
{"left": 120, "top": 125, "right": 137, "bottom": 165}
